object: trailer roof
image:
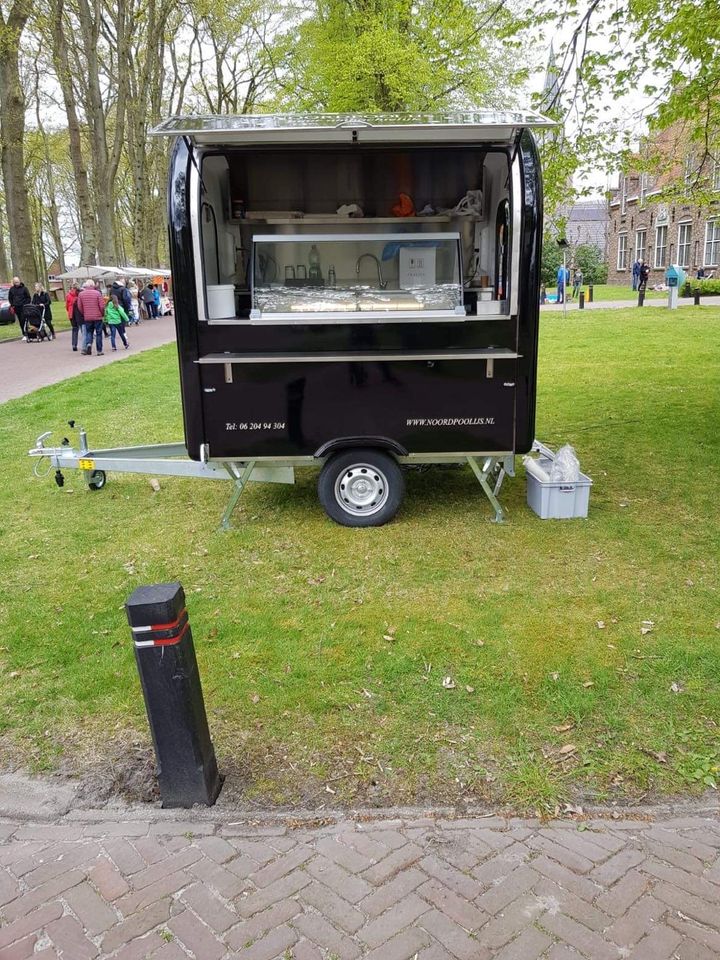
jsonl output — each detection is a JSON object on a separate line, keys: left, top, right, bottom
{"left": 150, "top": 110, "right": 555, "bottom": 145}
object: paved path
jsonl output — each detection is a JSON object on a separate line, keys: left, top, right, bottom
{"left": 1, "top": 808, "right": 719, "bottom": 959}
{"left": 0, "top": 316, "right": 176, "bottom": 404}
{"left": 539, "top": 296, "right": 702, "bottom": 312}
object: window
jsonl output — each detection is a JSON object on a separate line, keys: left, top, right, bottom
{"left": 635, "top": 229, "right": 647, "bottom": 263}
{"left": 617, "top": 233, "right": 628, "bottom": 270}
{"left": 654, "top": 225, "right": 667, "bottom": 268}
{"left": 677, "top": 222, "right": 692, "bottom": 267}
{"left": 683, "top": 153, "right": 697, "bottom": 186}
{"left": 621, "top": 176, "right": 627, "bottom": 215}
{"left": 705, "top": 219, "right": 720, "bottom": 266}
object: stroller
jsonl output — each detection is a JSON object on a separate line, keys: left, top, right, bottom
{"left": 22, "top": 304, "right": 49, "bottom": 342}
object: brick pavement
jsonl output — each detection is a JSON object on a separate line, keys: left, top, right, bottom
{"left": 1, "top": 810, "right": 719, "bottom": 958}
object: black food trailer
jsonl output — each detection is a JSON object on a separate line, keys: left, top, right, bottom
{"left": 30, "top": 111, "right": 552, "bottom": 527}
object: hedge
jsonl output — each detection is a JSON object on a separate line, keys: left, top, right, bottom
{"left": 681, "top": 278, "right": 720, "bottom": 296}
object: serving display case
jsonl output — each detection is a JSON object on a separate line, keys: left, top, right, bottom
{"left": 250, "top": 232, "right": 465, "bottom": 321}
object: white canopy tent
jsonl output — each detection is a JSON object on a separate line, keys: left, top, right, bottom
{"left": 54, "top": 265, "right": 124, "bottom": 281}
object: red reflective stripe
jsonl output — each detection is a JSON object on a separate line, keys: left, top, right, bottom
{"left": 148, "top": 607, "right": 187, "bottom": 632}
{"left": 153, "top": 621, "right": 190, "bottom": 647}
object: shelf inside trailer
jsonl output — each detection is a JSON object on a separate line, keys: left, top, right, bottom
{"left": 197, "top": 348, "right": 520, "bottom": 364}
{"left": 235, "top": 215, "right": 459, "bottom": 224}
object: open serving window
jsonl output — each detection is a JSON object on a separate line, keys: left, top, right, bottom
{"left": 250, "top": 232, "right": 464, "bottom": 322}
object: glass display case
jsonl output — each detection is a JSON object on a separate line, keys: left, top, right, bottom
{"left": 250, "top": 232, "right": 465, "bottom": 321}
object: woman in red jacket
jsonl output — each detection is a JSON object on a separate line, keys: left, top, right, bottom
{"left": 65, "top": 283, "right": 82, "bottom": 351}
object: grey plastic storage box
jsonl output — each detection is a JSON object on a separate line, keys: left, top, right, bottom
{"left": 525, "top": 441, "right": 592, "bottom": 519}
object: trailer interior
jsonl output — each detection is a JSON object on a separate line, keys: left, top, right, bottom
{"left": 197, "top": 145, "right": 513, "bottom": 323}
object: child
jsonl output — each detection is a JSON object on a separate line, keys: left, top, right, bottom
{"left": 104, "top": 293, "right": 130, "bottom": 350}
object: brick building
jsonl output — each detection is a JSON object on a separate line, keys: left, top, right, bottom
{"left": 607, "top": 125, "right": 720, "bottom": 285}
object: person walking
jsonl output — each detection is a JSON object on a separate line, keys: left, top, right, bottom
{"left": 104, "top": 293, "right": 130, "bottom": 350}
{"left": 32, "top": 283, "right": 55, "bottom": 339}
{"left": 111, "top": 278, "right": 133, "bottom": 320}
{"left": 8, "top": 277, "right": 31, "bottom": 340}
{"left": 65, "top": 282, "right": 82, "bottom": 350}
{"left": 140, "top": 283, "right": 155, "bottom": 318}
{"left": 572, "top": 267, "right": 583, "bottom": 300}
{"left": 556, "top": 263, "right": 570, "bottom": 304}
{"left": 639, "top": 260, "right": 650, "bottom": 289}
{"left": 77, "top": 279, "right": 106, "bottom": 355}
{"left": 632, "top": 259, "right": 641, "bottom": 291}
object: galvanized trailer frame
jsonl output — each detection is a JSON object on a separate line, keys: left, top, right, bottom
{"left": 29, "top": 425, "right": 513, "bottom": 528}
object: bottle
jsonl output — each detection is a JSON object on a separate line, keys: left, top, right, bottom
{"left": 308, "top": 244, "right": 322, "bottom": 282}
{"left": 328, "top": 265, "right": 336, "bottom": 287}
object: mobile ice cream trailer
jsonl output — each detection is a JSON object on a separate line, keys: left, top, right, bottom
{"left": 30, "top": 111, "right": 551, "bottom": 527}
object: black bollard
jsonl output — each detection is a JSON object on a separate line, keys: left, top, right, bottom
{"left": 579, "top": 290, "right": 585, "bottom": 310}
{"left": 126, "top": 582, "right": 222, "bottom": 808}
{"left": 694, "top": 291, "right": 701, "bottom": 306}
{"left": 637, "top": 285, "right": 646, "bottom": 307}
{"left": 588, "top": 284, "right": 594, "bottom": 303}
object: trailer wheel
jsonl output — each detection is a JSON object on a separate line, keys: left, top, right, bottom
{"left": 318, "top": 449, "right": 404, "bottom": 527}
{"left": 87, "top": 470, "right": 106, "bottom": 490}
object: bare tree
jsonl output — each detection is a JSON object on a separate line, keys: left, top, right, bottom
{"left": 0, "top": 0, "right": 36, "bottom": 278}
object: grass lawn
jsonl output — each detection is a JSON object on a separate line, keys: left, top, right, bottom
{"left": 1, "top": 306, "right": 718, "bottom": 812}
{"left": 545, "top": 283, "right": 665, "bottom": 303}
{"left": 0, "top": 302, "right": 70, "bottom": 342}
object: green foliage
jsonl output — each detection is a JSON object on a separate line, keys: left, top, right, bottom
{"left": 681, "top": 279, "right": 720, "bottom": 297}
{"left": 573, "top": 243, "right": 608, "bottom": 284}
{"left": 274, "top": 0, "right": 532, "bottom": 112}
{"left": 541, "top": 231, "right": 564, "bottom": 286}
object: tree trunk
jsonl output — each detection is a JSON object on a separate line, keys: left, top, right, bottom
{"left": 50, "top": 0, "right": 98, "bottom": 263}
{"left": 0, "top": 2, "right": 36, "bottom": 282}
{"left": 0, "top": 196, "right": 11, "bottom": 278}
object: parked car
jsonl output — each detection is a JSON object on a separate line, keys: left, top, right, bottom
{"left": 0, "top": 284, "right": 13, "bottom": 324}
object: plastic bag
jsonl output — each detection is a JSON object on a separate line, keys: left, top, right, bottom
{"left": 549, "top": 444, "right": 580, "bottom": 482}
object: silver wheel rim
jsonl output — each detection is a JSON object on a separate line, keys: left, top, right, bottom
{"left": 334, "top": 463, "right": 389, "bottom": 516}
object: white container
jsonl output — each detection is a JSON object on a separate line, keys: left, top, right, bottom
{"left": 525, "top": 442, "right": 592, "bottom": 519}
{"left": 206, "top": 283, "right": 236, "bottom": 319}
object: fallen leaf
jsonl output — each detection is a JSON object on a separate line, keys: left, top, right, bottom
{"left": 640, "top": 620, "right": 654, "bottom": 635}
{"left": 607, "top": 643, "right": 617, "bottom": 649}
{"left": 231, "top": 652, "right": 241, "bottom": 659}
{"left": 442, "top": 676, "right": 456, "bottom": 690}
{"left": 564, "top": 802, "right": 584, "bottom": 815}
{"left": 550, "top": 671, "right": 560, "bottom": 682}
{"left": 670, "top": 681, "right": 684, "bottom": 694}
{"left": 465, "top": 685, "right": 475, "bottom": 693}
{"left": 250, "top": 693, "right": 260, "bottom": 704}
{"left": 382, "top": 634, "right": 395, "bottom": 642}
{"left": 8, "top": 671, "right": 20, "bottom": 679}
{"left": 596, "top": 620, "right": 606, "bottom": 629}
{"left": 361, "top": 688, "right": 374, "bottom": 698}
{"left": 475, "top": 639, "right": 485, "bottom": 647}
{"left": 149, "top": 478, "right": 161, "bottom": 492}
{"left": 554, "top": 722, "right": 576, "bottom": 733}
{"left": 685, "top": 579, "right": 694, "bottom": 587}
{"left": 582, "top": 680, "right": 595, "bottom": 688}
{"left": 558, "top": 744, "right": 577, "bottom": 755}
{"left": 306, "top": 575, "right": 326, "bottom": 585}
{"left": 325, "top": 785, "right": 336, "bottom": 794}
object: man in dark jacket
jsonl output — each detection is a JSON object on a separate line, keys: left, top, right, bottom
{"left": 111, "top": 279, "right": 133, "bottom": 319}
{"left": 8, "top": 277, "right": 31, "bottom": 339}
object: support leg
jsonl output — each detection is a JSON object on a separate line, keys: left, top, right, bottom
{"left": 220, "top": 461, "right": 256, "bottom": 530}
{"left": 467, "top": 456, "right": 506, "bottom": 523}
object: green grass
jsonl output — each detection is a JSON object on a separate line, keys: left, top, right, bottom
{"left": 1, "top": 305, "right": 719, "bottom": 812}
{"left": 545, "top": 283, "right": 665, "bottom": 303}
{"left": 0, "top": 302, "right": 70, "bottom": 341}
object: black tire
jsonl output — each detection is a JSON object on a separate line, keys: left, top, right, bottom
{"left": 318, "top": 448, "right": 405, "bottom": 527}
{"left": 88, "top": 469, "right": 106, "bottom": 490}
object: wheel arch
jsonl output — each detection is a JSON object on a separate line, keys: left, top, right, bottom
{"left": 314, "top": 436, "right": 408, "bottom": 459}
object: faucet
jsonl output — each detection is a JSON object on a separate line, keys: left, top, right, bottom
{"left": 355, "top": 253, "right": 388, "bottom": 289}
